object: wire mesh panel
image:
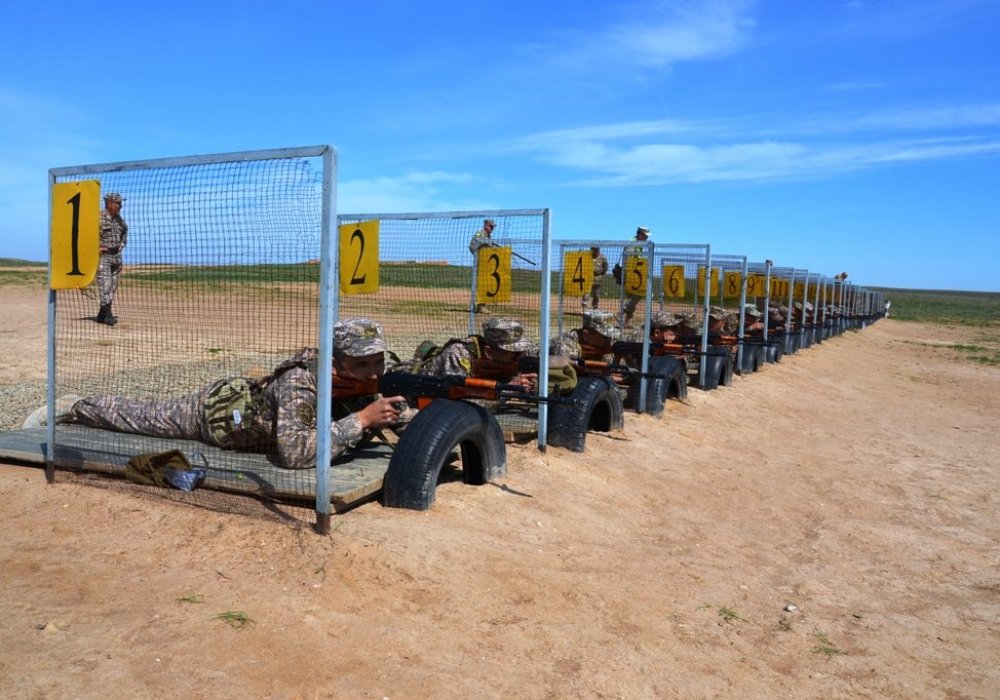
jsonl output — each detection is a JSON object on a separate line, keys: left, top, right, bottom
{"left": 44, "top": 146, "right": 337, "bottom": 517}
{"left": 650, "top": 243, "right": 712, "bottom": 387}
{"left": 335, "top": 209, "right": 551, "bottom": 444}
{"left": 709, "top": 253, "right": 750, "bottom": 371}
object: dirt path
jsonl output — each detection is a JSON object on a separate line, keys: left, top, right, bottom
{"left": 1, "top": 291, "right": 998, "bottom": 698}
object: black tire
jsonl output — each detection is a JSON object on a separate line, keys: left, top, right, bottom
{"left": 626, "top": 356, "right": 686, "bottom": 416}
{"left": 765, "top": 339, "right": 784, "bottom": 363}
{"left": 699, "top": 349, "right": 733, "bottom": 390}
{"left": 547, "top": 377, "right": 624, "bottom": 453}
{"left": 382, "top": 399, "right": 506, "bottom": 511}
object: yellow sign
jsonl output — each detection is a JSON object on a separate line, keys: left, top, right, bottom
{"left": 723, "top": 271, "right": 742, "bottom": 299}
{"left": 50, "top": 180, "right": 100, "bottom": 290}
{"left": 622, "top": 255, "right": 648, "bottom": 296}
{"left": 476, "top": 246, "right": 512, "bottom": 304}
{"left": 662, "top": 265, "right": 685, "bottom": 298}
{"left": 562, "top": 251, "right": 593, "bottom": 296}
{"left": 770, "top": 277, "right": 790, "bottom": 299}
{"left": 339, "top": 220, "right": 380, "bottom": 294}
{"left": 697, "top": 266, "right": 720, "bottom": 297}
{"left": 745, "top": 274, "right": 767, "bottom": 298}
{"left": 793, "top": 281, "right": 805, "bottom": 298}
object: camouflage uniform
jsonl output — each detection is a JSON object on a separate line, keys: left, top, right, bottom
{"left": 60, "top": 318, "right": 413, "bottom": 470}
{"left": 550, "top": 309, "right": 620, "bottom": 361}
{"left": 418, "top": 318, "right": 532, "bottom": 379}
{"left": 620, "top": 227, "right": 650, "bottom": 324}
{"left": 97, "top": 193, "right": 128, "bottom": 319}
{"left": 586, "top": 249, "right": 609, "bottom": 309}
{"left": 468, "top": 219, "right": 496, "bottom": 255}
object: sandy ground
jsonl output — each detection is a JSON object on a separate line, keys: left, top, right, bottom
{"left": 1, "top": 285, "right": 998, "bottom": 699}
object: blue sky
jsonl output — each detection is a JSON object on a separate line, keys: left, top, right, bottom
{"left": 2, "top": 0, "right": 998, "bottom": 291}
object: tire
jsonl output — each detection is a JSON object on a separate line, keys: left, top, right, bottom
{"left": 547, "top": 377, "right": 624, "bottom": 453}
{"left": 699, "top": 348, "right": 733, "bottom": 390}
{"left": 626, "top": 356, "right": 687, "bottom": 415}
{"left": 382, "top": 398, "right": 506, "bottom": 511}
{"left": 740, "top": 345, "right": 763, "bottom": 374}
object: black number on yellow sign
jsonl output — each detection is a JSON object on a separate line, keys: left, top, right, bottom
{"left": 476, "top": 246, "right": 512, "bottom": 303}
{"left": 50, "top": 180, "right": 99, "bottom": 290}
{"left": 562, "top": 251, "right": 593, "bottom": 296}
{"left": 66, "top": 192, "right": 84, "bottom": 276}
{"left": 625, "top": 256, "right": 647, "bottom": 295}
{"left": 725, "top": 272, "right": 741, "bottom": 298}
{"left": 662, "top": 265, "right": 685, "bottom": 298}
{"left": 349, "top": 229, "right": 366, "bottom": 286}
{"left": 339, "top": 219, "right": 380, "bottom": 294}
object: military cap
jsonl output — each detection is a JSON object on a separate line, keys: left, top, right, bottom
{"left": 708, "top": 306, "right": 728, "bottom": 322}
{"left": 650, "top": 310, "right": 682, "bottom": 329}
{"left": 673, "top": 310, "right": 697, "bottom": 325}
{"left": 636, "top": 226, "right": 650, "bottom": 236}
{"left": 582, "top": 309, "right": 622, "bottom": 339}
{"left": 333, "top": 317, "right": 387, "bottom": 356}
{"left": 484, "top": 218, "right": 496, "bottom": 226}
{"left": 104, "top": 192, "right": 125, "bottom": 203}
{"left": 482, "top": 318, "right": 532, "bottom": 352}
{"left": 743, "top": 304, "right": 763, "bottom": 319}
{"left": 793, "top": 301, "right": 814, "bottom": 313}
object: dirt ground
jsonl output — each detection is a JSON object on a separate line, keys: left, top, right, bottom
{"left": 1, "top": 285, "right": 998, "bottom": 699}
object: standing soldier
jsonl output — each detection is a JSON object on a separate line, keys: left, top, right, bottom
{"left": 468, "top": 218, "right": 497, "bottom": 314}
{"left": 620, "top": 226, "right": 650, "bottom": 326}
{"left": 584, "top": 245, "right": 608, "bottom": 310}
{"left": 97, "top": 192, "right": 128, "bottom": 326}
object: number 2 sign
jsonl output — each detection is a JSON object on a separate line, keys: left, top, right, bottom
{"left": 339, "top": 220, "right": 380, "bottom": 294}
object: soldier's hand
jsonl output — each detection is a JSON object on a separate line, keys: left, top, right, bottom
{"left": 508, "top": 372, "right": 538, "bottom": 392}
{"left": 356, "top": 395, "right": 406, "bottom": 428}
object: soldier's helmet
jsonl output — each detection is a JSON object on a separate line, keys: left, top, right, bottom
{"left": 650, "top": 310, "right": 682, "bottom": 330}
{"left": 743, "top": 304, "right": 763, "bottom": 320}
{"left": 582, "top": 309, "right": 622, "bottom": 340}
{"left": 104, "top": 192, "right": 125, "bottom": 203}
{"left": 333, "top": 317, "right": 387, "bottom": 356}
{"left": 708, "top": 306, "right": 728, "bottom": 322}
{"left": 482, "top": 318, "right": 532, "bottom": 352}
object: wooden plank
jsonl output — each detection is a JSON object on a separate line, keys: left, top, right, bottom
{"left": 0, "top": 427, "right": 390, "bottom": 511}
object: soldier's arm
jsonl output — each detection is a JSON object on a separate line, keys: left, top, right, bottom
{"left": 272, "top": 368, "right": 365, "bottom": 469}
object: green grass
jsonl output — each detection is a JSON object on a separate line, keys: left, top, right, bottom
{"left": 810, "top": 630, "right": 846, "bottom": 657}
{"left": 876, "top": 287, "right": 1000, "bottom": 327}
{"left": 214, "top": 610, "right": 255, "bottom": 629}
{"left": 176, "top": 594, "right": 205, "bottom": 604}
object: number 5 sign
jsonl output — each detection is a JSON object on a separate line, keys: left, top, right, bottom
{"left": 50, "top": 180, "right": 100, "bottom": 289}
{"left": 339, "top": 220, "right": 380, "bottom": 294}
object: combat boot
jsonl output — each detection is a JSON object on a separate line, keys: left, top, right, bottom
{"left": 96, "top": 304, "right": 108, "bottom": 323}
{"left": 105, "top": 303, "right": 118, "bottom": 326}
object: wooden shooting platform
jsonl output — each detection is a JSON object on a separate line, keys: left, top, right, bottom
{"left": 0, "top": 427, "right": 392, "bottom": 512}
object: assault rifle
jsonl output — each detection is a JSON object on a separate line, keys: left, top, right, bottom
{"left": 517, "top": 355, "right": 669, "bottom": 381}
{"left": 379, "top": 372, "right": 575, "bottom": 408}
{"left": 611, "top": 340, "right": 687, "bottom": 357}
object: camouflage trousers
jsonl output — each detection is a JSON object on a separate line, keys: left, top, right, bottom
{"left": 63, "top": 389, "right": 215, "bottom": 445}
{"left": 588, "top": 281, "right": 604, "bottom": 308}
{"left": 97, "top": 253, "right": 123, "bottom": 305}
{"left": 621, "top": 293, "right": 643, "bottom": 321}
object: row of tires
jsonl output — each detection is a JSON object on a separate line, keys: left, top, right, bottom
{"left": 383, "top": 319, "right": 870, "bottom": 511}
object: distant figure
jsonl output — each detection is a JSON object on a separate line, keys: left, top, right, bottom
{"left": 584, "top": 245, "right": 609, "bottom": 310}
{"left": 97, "top": 192, "right": 128, "bottom": 326}
{"left": 884, "top": 299, "right": 891, "bottom": 318}
{"left": 468, "top": 218, "right": 497, "bottom": 314}
{"left": 620, "top": 226, "right": 650, "bottom": 325}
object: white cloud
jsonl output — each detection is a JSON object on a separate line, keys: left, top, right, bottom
{"left": 515, "top": 0, "right": 756, "bottom": 76}
{"left": 338, "top": 171, "right": 491, "bottom": 215}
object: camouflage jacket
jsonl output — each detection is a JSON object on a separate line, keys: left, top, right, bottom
{"left": 217, "top": 348, "right": 414, "bottom": 470}
{"left": 468, "top": 229, "right": 495, "bottom": 255}
{"left": 99, "top": 209, "right": 128, "bottom": 254}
